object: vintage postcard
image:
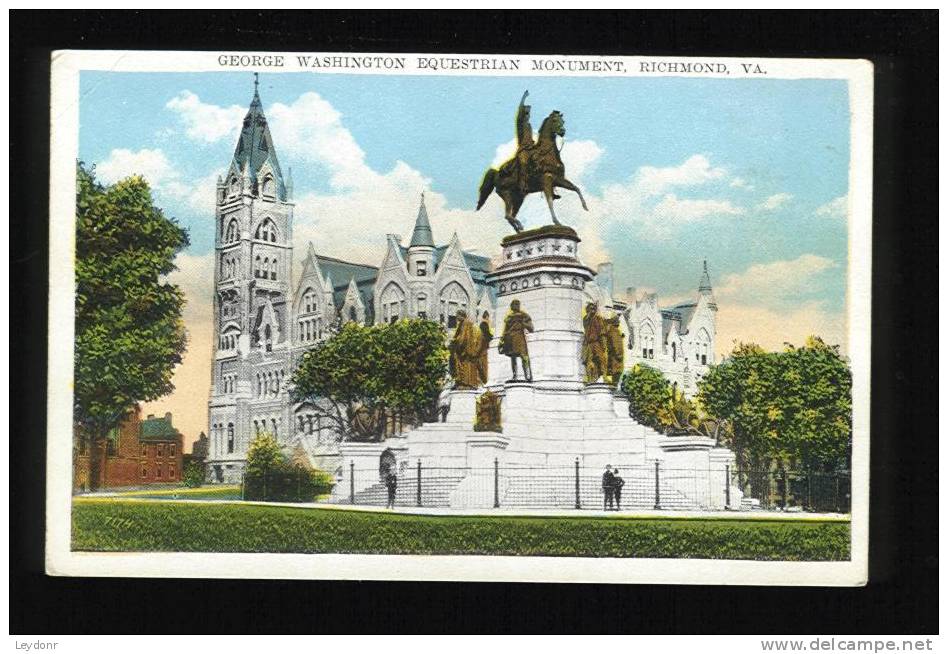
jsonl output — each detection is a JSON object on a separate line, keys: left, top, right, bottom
{"left": 47, "top": 50, "right": 871, "bottom": 585}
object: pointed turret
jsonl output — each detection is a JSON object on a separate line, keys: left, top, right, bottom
{"left": 231, "top": 73, "right": 286, "bottom": 200}
{"left": 409, "top": 192, "right": 435, "bottom": 248}
{"left": 698, "top": 260, "right": 717, "bottom": 310}
{"left": 407, "top": 192, "right": 435, "bottom": 278}
{"left": 698, "top": 260, "right": 712, "bottom": 293}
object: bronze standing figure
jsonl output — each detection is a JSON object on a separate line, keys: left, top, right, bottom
{"left": 477, "top": 91, "right": 589, "bottom": 232}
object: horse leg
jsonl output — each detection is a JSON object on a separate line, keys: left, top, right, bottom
{"left": 556, "top": 177, "right": 589, "bottom": 211}
{"left": 543, "top": 173, "right": 560, "bottom": 225}
{"left": 502, "top": 191, "right": 524, "bottom": 232}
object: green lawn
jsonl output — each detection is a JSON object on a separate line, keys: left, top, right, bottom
{"left": 72, "top": 499, "right": 850, "bottom": 560}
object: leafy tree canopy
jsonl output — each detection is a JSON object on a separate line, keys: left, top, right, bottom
{"left": 619, "top": 364, "right": 674, "bottom": 431}
{"left": 698, "top": 337, "right": 851, "bottom": 470}
{"left": 291, "top": 319, "right": 449, "bottom": 441}
{"left": 74, "top": 162, "right": 189, "bottom": 487}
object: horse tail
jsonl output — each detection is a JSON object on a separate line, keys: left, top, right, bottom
{"left": 476, "top": 168, "right": 496, "bottom": 211}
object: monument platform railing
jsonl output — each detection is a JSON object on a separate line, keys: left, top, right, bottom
{"left": 327, "top": 462, "right": 851, "bottom": 514}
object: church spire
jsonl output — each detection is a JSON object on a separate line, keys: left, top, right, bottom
{"left": 231, "top": 73, "right": 286, "bottom": 200}
{"left": 409, "top": 191, "right": 435, "bottom": 248}
{"left": 698, "top": 259, "right": 713, "bottom": 293}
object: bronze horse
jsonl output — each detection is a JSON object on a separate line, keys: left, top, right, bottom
{"left": 477, "top": 91, "right": 588, "bottom": 232}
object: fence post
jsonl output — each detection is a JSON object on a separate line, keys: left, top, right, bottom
{"left": 654, "top": 460, "right": 661, "bottom": 510}
{"left": 834, "top": 475, "right": 840, "bottom": 513}
{"left": 574, "top": 457, "right": 581, "bottom": 509}
{"left": 781, "top": 468, "right": 788, "bottom": 510}
{"left": 494, "top": 458, "right": 500, "bottom": 508}
{"left": 349, "top": 461, "right": 355, "bottom": 504}
{"left": 725, "top": 464, "right": 731, "bottom": 509}
{"left": 806, "top": 470, "right": 812, "bottom": 512}
{"left": 416, "top": 460, "right": 422, "bottom": 507}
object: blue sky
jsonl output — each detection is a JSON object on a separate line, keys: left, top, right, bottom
{"left": 80, "top": 71, "right": 851, "bottom": 438}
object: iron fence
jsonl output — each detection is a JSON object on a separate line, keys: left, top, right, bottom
{"left": 329, "top": 460, "right": 851, "bottom": 513}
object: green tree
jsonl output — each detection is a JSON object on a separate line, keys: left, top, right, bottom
{"left": 73, "top": 163, "right": 189, "bottom": 489}
{"left": 698, "top": 338, "right": 852, "bottom": 474}
{"left": 245, "top": 432, "right": 285, "bottom": 477}
{"left": 619, "top": 364, "right": 674, "bottom": 431}
{"left": 291, "top": 319, "right": 449, "bottom": 441}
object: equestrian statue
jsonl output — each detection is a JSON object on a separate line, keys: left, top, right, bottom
{"left": 476, "top": 91, "right": 589, "bottom": 232}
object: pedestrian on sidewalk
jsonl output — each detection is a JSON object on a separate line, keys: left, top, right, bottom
{"left": 602, "top": 465, "right": 615, "bottom": 511}
{"left": 385, "top": 470, "right": 398, "bottom": 509}
{"left": 613, "top": 468, "right": 625, "bottom": 510}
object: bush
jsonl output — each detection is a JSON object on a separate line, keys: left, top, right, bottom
{"left": 243, "top": 466, "right": 334, "bottom": 503}
{"left": 243, "top": 432, "right": 334, "bottom": 502}
{"left": 183, "top": 462, "right": 205, "bottom": 487}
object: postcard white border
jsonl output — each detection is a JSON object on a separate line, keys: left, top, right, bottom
{"left": 46, "top": 50, "right": 872, "bottom": 585}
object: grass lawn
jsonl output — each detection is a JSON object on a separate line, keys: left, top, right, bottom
{"left": 72, "top": 499, "right": 850, "bottom": 560}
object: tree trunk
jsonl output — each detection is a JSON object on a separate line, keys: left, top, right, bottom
{"left": 87, "top": 427, "right": 105, "bottom": 492}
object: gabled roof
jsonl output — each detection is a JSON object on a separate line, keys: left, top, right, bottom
{"left": 231, "top": 77, "right": 286, "bottom": 200}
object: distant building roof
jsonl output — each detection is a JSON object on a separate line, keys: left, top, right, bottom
{"left": 140, "top": 413, "right": 180, "bottom": 441}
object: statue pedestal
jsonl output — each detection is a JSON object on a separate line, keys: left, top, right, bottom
{"left": 485, "top": 225, "right": 595, "bottom": 387}
{"left": 334, "top": 224, "right": 745, "bottom": 511}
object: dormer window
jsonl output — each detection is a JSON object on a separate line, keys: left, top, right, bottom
{"left": 229, "top": 176, "right": 239, "bottom": 196}
{"left": 262, "top": 175, "right": 274, "bottom": 196}
{"left": 417, "top": 261, "right": 427, "bottom": 277}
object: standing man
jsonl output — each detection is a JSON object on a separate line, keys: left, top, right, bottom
{"left": 385, "top": 469, "right": 398, "bottom": 509}
{"left": 582, "top": 302, "right": 608, "bottom": 383}
{"left": 449, "top": 309, "right": 483, "bottom": 389}
{"left": 612, "top": 468, "right": 625, "bottom": 511}
{"left": 604, "top": 314, "right": 625, "bottom": 386}
{"left": 500, "top": 299, "right": 534, "bottom": 382}
{"left": 478, "top": 310, "right": 492, "bottom": 386}
{"left": 602, "top": 464, "right": 615, "bottom": 511}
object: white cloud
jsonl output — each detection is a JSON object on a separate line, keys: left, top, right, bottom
{"left": 758, "top": 192, "right": 793, "bottom": 211}
{"left": 166, "top": 91, "right": 245, "bottom": 144}
{"left": 652, "top": 194, "right": 743, "bottom": 223}
{"left": 715, "top": 254, "right": 838, "bottom": 309}
{"left": 633, "top": 154, "right": 727, "bottom": 198}
{"left": 816, "top": 194, "right": 848, "bottom": 219}
{"left": 96, "top": 148, "right": 177, "bottom": 187}
{"left": 164, "top": 172, "right": 220, "bottom": 218}
{"left": 591, "top": 154, "right": 744, "bottom": 240}
{"left": 730, "top": 176, "right": 753, "bottom": 190}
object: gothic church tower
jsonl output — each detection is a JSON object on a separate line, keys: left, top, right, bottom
{"left": 207, "top": 76, "right": 295, "bottom": 482}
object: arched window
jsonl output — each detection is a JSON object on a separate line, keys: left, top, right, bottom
{"left": 349, "top": 306, "right": 357, "bottom": 322}
{"left": 440, "top": 282, "right": 470, "bottom": 328}
{"left": 264, "top": 325, "right": 272, "bottom": 352}
{"left": 225, "top": 219, "right": 238, "bottom": 243}
{"left": 381, "top": 282, "right": 406, "bottom": 324}
{"left": 254, "top": 255, "right": 262, "bottom": 278}
{"left": 640, "top": 321, "right": 655, "bottom": 360}
{"left": 270, "top": 258, "right": 277, "bottom": 280}
{"left": 695, "top": 328, "right": 711, "bottom": 366}
{"left": 226, "top": 424, "right": 235, "bottom": 454}
{"left": 255, "top": 218, "right": 278, "bottom": 242}
{"left": 671, "top": 341, "right": 677, "bottom": 362}
{"left": 262, "top": 175, "right": 274, "bottom": 196}
{"left": 229, "top": 176, "right": 239, "bottom": 196}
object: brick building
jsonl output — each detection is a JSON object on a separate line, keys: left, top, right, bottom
{"left": 139, "top": 412, "right": 184, "bottom": 484}
{"left": 73, "top": 407, "right": 184, "bottom": 491}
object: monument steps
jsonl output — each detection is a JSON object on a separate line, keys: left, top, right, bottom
{"left": 350, "top": 473, "right": 466, "bottom": 508}
{"left": 500, "top": 473, "right": 697, "bottom": 510}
